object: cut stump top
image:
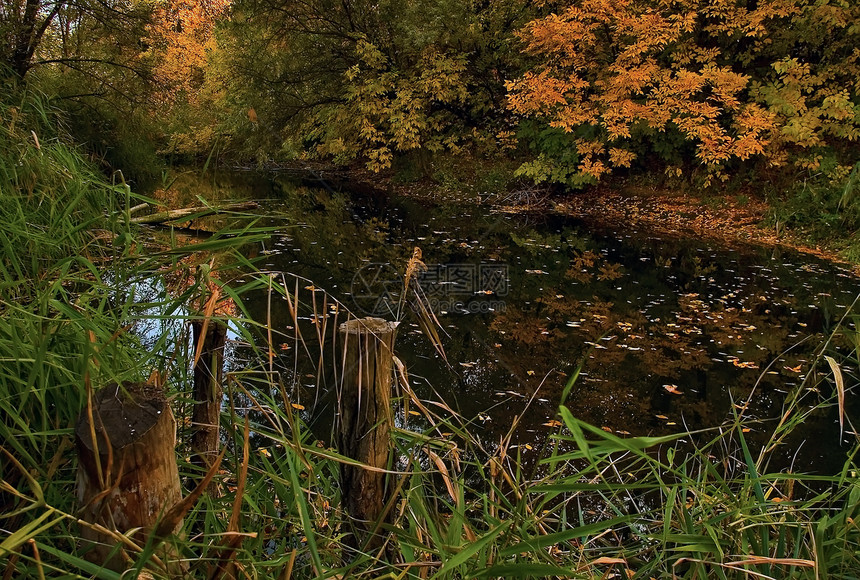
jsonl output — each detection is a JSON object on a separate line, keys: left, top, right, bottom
{"left": 75, "top": 382, "right": 166, "bottom": 452}
{"left": 339, "top": 317, "right": 399, "bottom": 335}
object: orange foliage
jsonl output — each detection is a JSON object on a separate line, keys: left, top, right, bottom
{"left": 507, "top": 0, "right": 860, "bottom": 183}
{"left": 147, "top": 0, "right": 231, "bottom": 105}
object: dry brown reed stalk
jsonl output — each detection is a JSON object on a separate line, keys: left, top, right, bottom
{"left": 403, "top": 247, "right": 426, "bottom": 292}
{"left": 401, "top": 247, "right": 448, "bottom": 363}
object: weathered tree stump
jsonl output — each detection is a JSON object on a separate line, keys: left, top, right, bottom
{"left": 76, "top": 382, "right": 183, "bottom": 572}
{"left": 337, "top": 317, "right": 398, "bottom": 550}
{"left": 191, "top": 320, "right": 226, "bottom": 475}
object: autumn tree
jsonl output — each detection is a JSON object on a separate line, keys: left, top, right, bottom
{"left": 1, "top": 0, "right": 152, "bottom": 79}
{"left": 217, "top": 0, "right": 540, "bottom": 169}
{"left": 140, "top": 0, "right": 231, "bottom": 157}
{"left": 147, "top": 0, "right": 230, "bottom": 103}
{"left": 506, "top": 0, "right": 860, "bottom": 187}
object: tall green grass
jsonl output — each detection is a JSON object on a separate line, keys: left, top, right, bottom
{"left": 1, "top": 87, "right": 859, "bottom": 578}
{"left": 10, "top": 275, "right": 859, "bottom": 578}
{"left": 768, "top": 158, "right": 860, "bottom": 260}
{"left": 0, "top": 87, "right": 266, "bottom": 578}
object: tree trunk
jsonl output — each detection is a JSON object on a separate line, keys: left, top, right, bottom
{"left": 130, "top": 202, "right": 259, "bottom": 225}
{"left": 76, "top": 381, "right": 184, "bottom": 572}
{"left": 337, "top": 317, "right": 398, "bottom": 552}
{"left": 191, "top": 320, "right": 226, "bottom": 476}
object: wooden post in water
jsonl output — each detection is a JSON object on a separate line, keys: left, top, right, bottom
{"left": 191, "top": 320, "right": 226, "bottom": 476}
{"left": 76, "top": 381, "right": 184, "bottom": 571}
{"left": 337, "top": 317, "right": 398, "bottom": 550}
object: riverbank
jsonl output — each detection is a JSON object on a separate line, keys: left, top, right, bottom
{"left": 548, "top": 186, "right": 860, "bottom": 272}
{"left": 319, "top": 163, "right": 859, "bottom": 273}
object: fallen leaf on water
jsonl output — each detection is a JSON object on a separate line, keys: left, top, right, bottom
{"left": 291, "top": 403, "right": 305, "bottom": 410}
{"left": 543, "top": 420, "right": 562, "bottom": 427}
{"left": 663, "top": 384, "right": 683, "bottom": 395}
{"left": 527, "top": 370, "right": 535, "bottom": 376}
{"left": 601, "top": 426, "right": 612, "bottom": 432}
{"left": 733, "top": 359, "right": 759, "bottom": 369}
{"left": 784, "top": 364, "right": 802, "bottom": 373}
{"left": 656, "top": 414, "right": 668, "bottom": 420}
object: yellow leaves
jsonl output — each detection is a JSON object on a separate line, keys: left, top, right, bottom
{"left": 321, "top": 45, "right": 473, "bottom": 171}
{"left": 609, "top": 147, "right": 635, "bottom": 168}
{"left": 366, "top": 146, "right": 393, "bottom": 173}
{"left": 508, "top": 0, "right": 860, "bottom": 184}
{"left": 701, "top": 64, "right": 750, "bottom": 109}
{"left": 506, "top": 71, "right": 575, "bottom": 115}
{"left": 355, "top": 40, "right": 387, "bottom": 69}
{"left": 147, "top": 0, "right": 232, "bottom": 102}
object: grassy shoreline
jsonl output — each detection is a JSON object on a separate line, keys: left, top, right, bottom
{"left": 256, "top": 157, "right": 860, "bottom": 270}
{"left": 2, "top": 90, "right": 859, "bottom": 577}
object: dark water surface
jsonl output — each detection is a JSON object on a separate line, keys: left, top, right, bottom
{"left": 155, "top": 171, "right": 860, "bottom": 474}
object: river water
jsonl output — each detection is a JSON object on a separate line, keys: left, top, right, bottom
{"left": 153, "top": 170, "right": 860, "bottom": 474}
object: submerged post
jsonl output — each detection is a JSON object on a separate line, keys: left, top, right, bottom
{"left": 337, "top": 317, "right": 398, "bottom": 549}
{"left": 75, "top": 381, "right": 183, "bottom": 571}
{"left": 191, "top": 320, "right": 226, "bottom": 476}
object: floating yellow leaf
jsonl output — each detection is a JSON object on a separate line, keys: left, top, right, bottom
{"left": 291, "top": 403, "right": 305, "bottom": 410}
{"left": 663, "top": 384, "right": 683, "bottom": 395}
{"left": 732, "top": 359, "right": 759, "bottom": 369}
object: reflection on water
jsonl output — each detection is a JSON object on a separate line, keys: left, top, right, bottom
{"left": 153, "top": 172, "right": 860, "bottom": 474}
